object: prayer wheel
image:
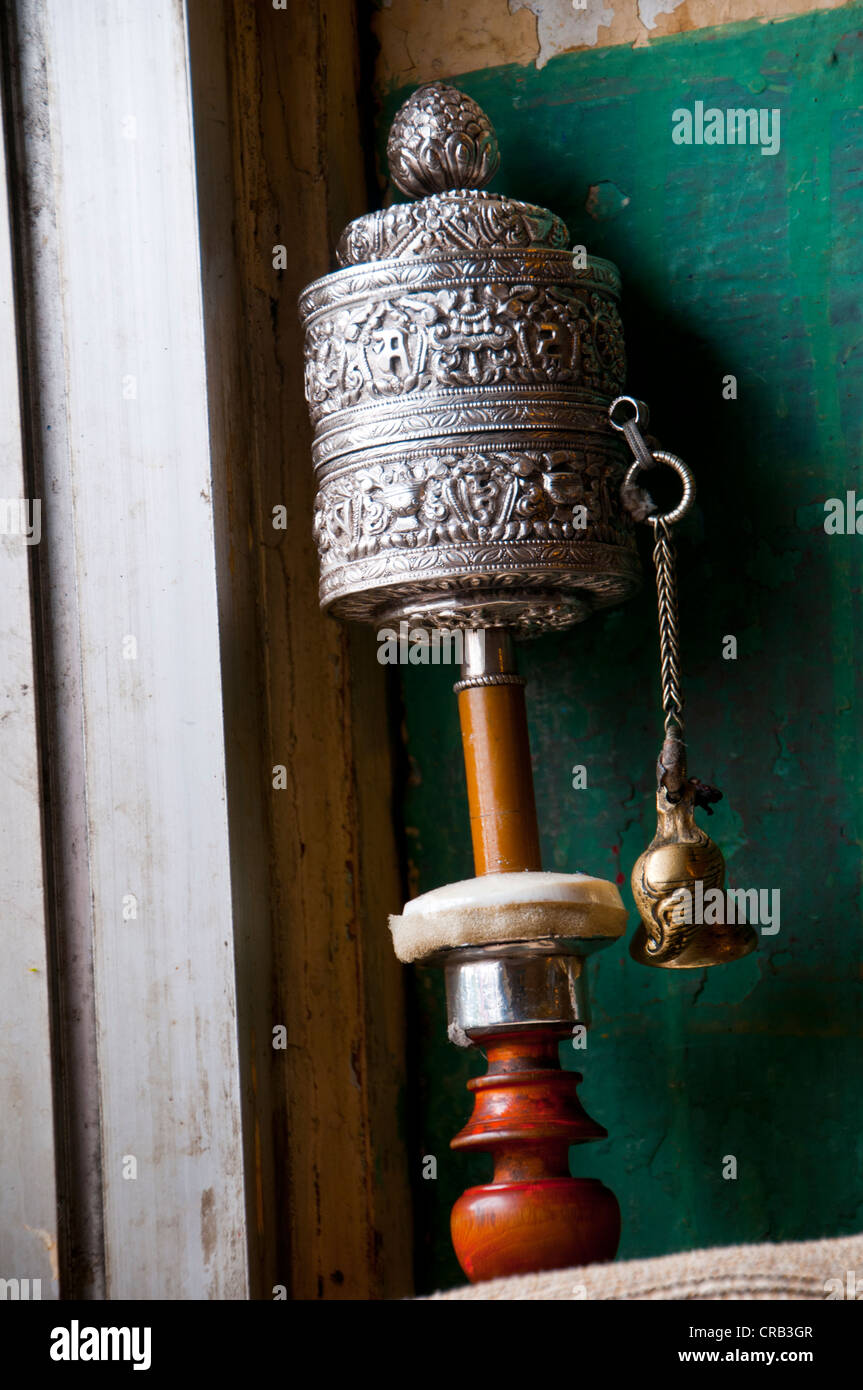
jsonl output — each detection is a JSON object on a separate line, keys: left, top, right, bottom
{"left": 300, "top": 80, "right": 639, "bottom": 1284}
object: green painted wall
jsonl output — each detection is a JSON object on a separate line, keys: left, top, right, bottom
{"left": 376, "top": 7, "right": 863, "bottom": 1292}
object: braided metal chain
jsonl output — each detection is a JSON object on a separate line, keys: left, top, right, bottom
{"left": 609, "top": 396, "right": 695, "bottom": 743}
{"left": 651, "top": 516, "right": 685, "bottom": 741}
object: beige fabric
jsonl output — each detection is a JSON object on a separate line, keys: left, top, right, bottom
{"left": 423, "top": 1233, "right": 863, "bottom": 1300}
{"left": 389, "top": 871, "right": 627, "bottom": 963}
{"left": 390, "top": 899, "right": 627, "bottom": 963}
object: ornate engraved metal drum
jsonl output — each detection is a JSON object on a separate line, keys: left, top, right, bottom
{"left": 299, "top": 82, "right": 640, "bottom": 634}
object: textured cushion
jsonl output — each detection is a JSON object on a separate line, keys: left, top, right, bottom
{"left": 423, "top": 1233, "right": 863, "bottom": 1300}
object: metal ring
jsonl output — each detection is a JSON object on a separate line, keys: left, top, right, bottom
{"left": 608, "top": 395, "right": 649, "bottom": 432}
{"left": 452, "top": 673, "right": 526, "bottom": 694}
{"left": 623, "top": 449, "right": 695, "bottom": 526}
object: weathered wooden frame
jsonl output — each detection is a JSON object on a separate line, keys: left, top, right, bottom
{"left": 0, "top": 0, "right": 410, "bottom": 1300}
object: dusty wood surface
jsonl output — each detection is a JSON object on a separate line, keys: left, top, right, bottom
{"left": 190, "top": 0, "right": 413, "bottom": 1300}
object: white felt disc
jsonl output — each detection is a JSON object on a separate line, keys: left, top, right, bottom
{"left": 389, "top": 870, "right": 627, "bottom": 964}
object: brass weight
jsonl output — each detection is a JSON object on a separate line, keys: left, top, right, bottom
{"left": 630, "top": 748, "right": 757, "bottom": 969}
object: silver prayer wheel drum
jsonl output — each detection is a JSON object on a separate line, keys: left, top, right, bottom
{"left": 299, "top": 82, "right": 640, "bottom": 634}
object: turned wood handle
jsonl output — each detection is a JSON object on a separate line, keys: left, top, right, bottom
{"left": 457, "top": 682, "right": 542, "bottom": 875}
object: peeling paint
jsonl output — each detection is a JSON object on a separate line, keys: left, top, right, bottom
{"left": 638, "top": 0, "right": 687, "bottom": 26}
{"left": 25, "top": 1225, "right": 59, "bottom": 1282}
{"left": 586, "top": 180, "right": 631, "bottom": 219}
{"left": 510, "top": 0, "right": 615, "bottom": 66}
{"left": 373, "top": 0, "right": 855, "bottom": 90}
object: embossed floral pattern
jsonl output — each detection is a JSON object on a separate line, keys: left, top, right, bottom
{"left": 386, "top": 82, "right": 500, "bottom": 198}
{"left": 336, "top": 192, "right": 569, "bottom": 267}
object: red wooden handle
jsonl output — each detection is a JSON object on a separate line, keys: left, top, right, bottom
{"left": 449, "top": 1029, "right": 620, "bottom": 1283}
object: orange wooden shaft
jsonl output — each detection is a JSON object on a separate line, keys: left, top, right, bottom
{"left": 457, "top": 683, "right": 542, "bottom": 875}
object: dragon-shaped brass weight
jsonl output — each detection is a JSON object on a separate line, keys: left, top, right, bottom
{"left": 630, "top": 744, "right": 756, "bottom": 968}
